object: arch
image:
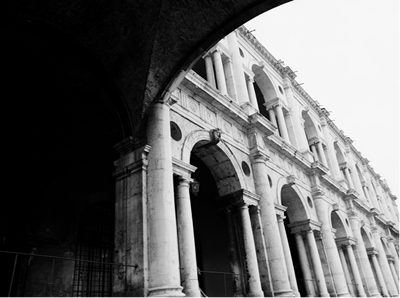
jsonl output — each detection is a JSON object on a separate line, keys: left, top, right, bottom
{"left": 251, "top": 63, "right": 279, "bottom": 103}
{"left": 331, "top": 212, "right": 349, "bottom": 238}
{"left": 334, "top": 142, "right": 346, "bottom": 164}
{"left": 361, "top": 226, "right": 373, "bottom": 249}
{"left": 181, "top": 129, "right": 247, "bottom": 196}
{"left": 279, "top": 180, "right": 310, "bottom": 223}
{"left": 301, "top": 110, "right": 318, "bottom": 141}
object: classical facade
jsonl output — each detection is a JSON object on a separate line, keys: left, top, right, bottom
{"left": 112, "top": 27, "right": 399, "bottom": 297}
{"left": 1, "top": 10, "right": 398, "bottom": 296}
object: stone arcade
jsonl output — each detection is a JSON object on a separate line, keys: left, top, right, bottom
{"left": 1, "top": 2, "right": 398, "bottom": 297}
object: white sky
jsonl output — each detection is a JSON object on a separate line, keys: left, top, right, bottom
{"left": 245, "top": 0, "right": 399, "bottom": 198}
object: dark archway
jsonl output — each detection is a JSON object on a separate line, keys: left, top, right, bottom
{"left": 187, "top": 142, "right": 245, "bottom": 297}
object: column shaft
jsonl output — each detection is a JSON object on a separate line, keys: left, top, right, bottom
{"left": 370, "top": 254, "right": 389, "bottom": 297}
{"left": 251, "top": 155, "right": 292, "bottom": 296}
{"left": 227, "top": 32, "right": 249, "bottom": 104}
{"left": 345, "top": 245, "right": 366, "bottom": 297}
{"left": 388, "top": 239, "right": 400, "bottom": 276}
{"left": 204, "top": 55, "right": 216, "bottom": 88}
{"left": 321, "top": 119, "right": 342, "bottom": 179}
{"left": 344, "top": 167, "right": 355, "bottom": 190}
{"left": 268, "top": 108, "right": 279, "bottom": 136}
{"left": 246, "top": 77, "right": 259, "bottom": 110}
{"left": 176, "top": 178, "right": 200, "bottom": 297}
{"left": 316, "top": 142, "right": 328, "bottom": 167}
{"left": 306, "top": 230, "right": 329, "bottom": 297}
{"left": 348, "top": 216, "right": 380, "bottom": 297}
{"left": 389, "top": 261, "right": 399, "bottom": 289}
{"left": 212, "top": 50, "right": 227, "bottom": 95}
{"left": 310, "top": 144, "right": 319, "bottom": 162}
{"left": 277, "top": 217, "right": 299, "bottom": 296}
{"left": 147, "top": 101, "right": 183, "bottom": 297}
{"left": 239, "top": 205, "right": 264, "bottom": 297}
{"left": 372, "top": 230, "right": 399, "bottom": 296}
{"left": 338, "top": 248, "right": 356, "bottom": 297}
{"left": 294, "top": 233, "right": 316, "bottom": 297}
{"left": 275, "top": 105, "right": 290, "bottom": 143}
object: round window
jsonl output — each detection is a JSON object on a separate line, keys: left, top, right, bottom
{"left": 278, "top": 86, "right": 284, "bottom": 94}
{"left": 268, "top": 175, "right": 273, "bottom": 188}
{"left": 242, "top": 161, "right": 251, "bottom": 176}
{"left": 170, "top": 121, "right": 182, "bottom": 141}
{"left": 239, "top": 48, "right": 244, "bottom": 58}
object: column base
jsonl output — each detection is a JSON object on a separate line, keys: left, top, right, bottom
{"left": 247, "top": 290, "right": 264, "bottom": 297}
{"left": 274, "top": 288, "right": 294, "bottom": 297}
{"left": 337, "top": 291, "right": 351, "bottom": 297}
{"left": 148, "top": 285, "right": 185, "bottom": 297}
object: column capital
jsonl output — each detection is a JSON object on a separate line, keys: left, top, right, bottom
{"left": 217, "top": 188, "right": 260, "bottom": 209}
{"left": 366, "top": 247, "right": 379, "bottom": 256}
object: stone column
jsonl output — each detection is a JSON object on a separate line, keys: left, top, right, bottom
{"left": 212, "top": 49, "right": 227, "bottom": 95}
{"left": 246, "top": 76, "right": 259, "bottom": 110}
{"left": 239, "top": 204, "right": 264, "bottom": 297}
{"left": 338, "top": 247, "right": 356, "bottom": 297}
{"left": 294, "top": 232, "right": 316, "bottom": 297}
{"left": 284, "top": 80, "right": 309, "bottom": 151}
{"left": 348, "top": 214, "right": 381, "bottom": 297}
{"left": 305, "top": 229, "right": 330, "bottom": 297}
{"left": 204, "top": 54, "right": 216, "bottom": 88}
{"left": 346, "top": 147, "right": 364, "bottom": 197}
{"left": 388, "top": 238, "right": 399, "bottom": 276}
{"left": 223, "top": 57, "right": 238, "bottom": 101}
{"left": 268, "top": 107, "right": 279, "bottom": 136}
{"left": 345, "top": 244, "right": 366, "bottom": 297}
{"left": 225, "top": 208, "right": 244, "bottom": 296}
{"left": 227, "top": 31, "right": 249, "bottom": 104}
{"left": 147, "top": 100, "right": 184, "bottom": 297}
{"left": 310, "top": 144, "right": 319, "bottom": 162}
{"left": 250, "top": 150, "right": 293, "bottom": 296}
{"left": 343, "top": 167, "right": 355, "bottom": 190}
{"left": 316, "top": 142, "right": 328, "bottom": 168}
{"left": 321, "top": 118, "right": 341, "bottom": 179}
{"left": 387, "top": 256, "right": 399, "bottom": 289}
{"left": 277, "top": 216, "right": 299, "bottom": 296}
{"left": 371, "top": 228, "right": 399, "bottom": 296}
{"left": 176, "top": 177, "right": 200, "bottom": 297}
{"left": 312, "top": 197, "right": 350, "bottom": 296}
{"left": 368, "top": 249, "right": 389, "bottom": 297}
{"left": 275, "top": 104, "right": 291, "bottom": 143}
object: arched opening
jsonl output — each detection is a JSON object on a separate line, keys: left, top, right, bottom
{"left": 280, "top": 185, "right": 312, "bottom": 297}
{"left": 186, "top": 141, "right": 245, "bottom": 297}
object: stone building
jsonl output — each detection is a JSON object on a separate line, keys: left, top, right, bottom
{"left": 1, "top": 1, "right": 398, "bottom": 297}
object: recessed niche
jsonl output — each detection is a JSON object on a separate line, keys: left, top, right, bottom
{"left": 307, "top": 196, "right": 313, "bottom": 208}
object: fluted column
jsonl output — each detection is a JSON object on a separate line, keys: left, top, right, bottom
{"left": 338, "top": 247, "right": 356, "bottom": 297}
{"left": 204, "top": 54, "right": 216, "bottom": 88}
{"left": 246, "top": 76, "right": 259, "bottom": 110}
{"left": 277, "top": 216, "right": 299, "bottom": 296}
{"left": 176, "top": 177, "right": 200, "bottom": 297}
{"left": 227, "top": 32, "right": 249, "bottom": 104}
{"left": 345, "top": 244, "right": 366, "bottom": 297}
{"left": 147, "top": 100, "right": 184, "bottom": 297}
{"left": 305, "top": 229, "right": 329, "bottom": 297}
{"left": 368, "top": 249, "right": 389, "bottom": 297}
{"left": 239, "top": 204, "right": 264, "bottom": 297}
{"left": 250, "top": 151, "right": 292, "bottom": 296}
{"left": 212, "top": 49, "right": 227, "bottom": 95}
{"left": 275, "top": 104, "right": 291, "bottom": 143}
{"left": 348, "top": 214, "right": 381, "bottom": 297}
{"left": 294, "top": 232, "right": 316, "bottom": 297}
{"left": 371, "top": 228, "right": 399, "bottom": 296}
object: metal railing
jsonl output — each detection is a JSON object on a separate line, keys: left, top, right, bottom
{"left": 0, "top": 250, "right": 137, "bottom": 297}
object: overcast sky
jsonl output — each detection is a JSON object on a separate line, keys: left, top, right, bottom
{"left": 245, "top": 0, "right": 399, "bottom": 198}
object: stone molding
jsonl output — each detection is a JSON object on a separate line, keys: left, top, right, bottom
{"left": 172, "top": 157, "right": 197, "bottom": 180}
{"left": 217, "top": 189, "right": 260, "bottom": 208}
{"left": 288, "top": 219, "right": 322, "bottom": 234}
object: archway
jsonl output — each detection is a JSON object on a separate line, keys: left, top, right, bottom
{"left": 280, "top": 184, "right": 311, "bottom": 297}
{"left": 186, "top": 140, "right": 245, "bottom": 297}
